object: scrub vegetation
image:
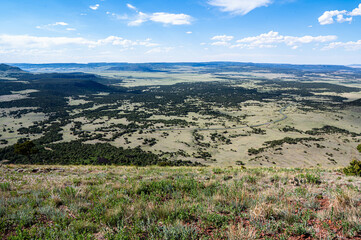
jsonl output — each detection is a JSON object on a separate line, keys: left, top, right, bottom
{"left": 1, "top": 165, "right": 361, "bottom": 239}
{"left": 1, "top": 63, "right": 361, "bottom": 167}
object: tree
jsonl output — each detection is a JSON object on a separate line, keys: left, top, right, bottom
{"left": 343, "top": 144, "right": 361, "bottom": 176}
{"left": 14, "top": 141, "right": 38, "bottom": 160}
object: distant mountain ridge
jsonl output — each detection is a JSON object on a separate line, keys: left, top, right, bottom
{"left": 10, "top": 62, "right": 360, "bottom": 74}
{"left": 0, "top": 64, "right": 123, "bottom": 96}
{"left": 349, "top": 64, "right": 361, "bottom": 68}
{"left": 0, "top": 63, "right": 25, "bottom": 73}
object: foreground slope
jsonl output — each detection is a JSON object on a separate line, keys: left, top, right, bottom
{"left": 1, "top": 165, "right": 361, "bottom": 239}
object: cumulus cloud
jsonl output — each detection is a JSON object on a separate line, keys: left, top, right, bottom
{"left": 233, "top": 31, "right": 337, "bottom": 48}
{"left": 208, "top": 31, "right": 337, "bottom": 49}
{"left": 324, "top": 40, "right": 361, "bottom": 51}
{"left": 0, "top": 34, "right": 158, "bottom": 49}
{"left": 318, "top": 3, "right": 361, "bottom": 25}
{"left": 318, "top": 10, "right": 351, "bottom": 25}
{"left": 210, "top": 35, "right": 234, "bottom": 46}
{"left": 123, "top": 4, "right": 192, "bottom": 26}
{"left": 150, "top": 13, "right": 192, "bottom": 25}
{"left": 208, "top": 0, "right": 272, "bottom": 15}
{"left": 350, "top": 3, "right": 361, "bottom": 16}
{"left": 211, "top": 35, "right": 234, "bottom": 41}
{"left": 89, "top": 4, "right": 100, "bottom": 10}
{"left": 129, "top": 12, "right": 192, "bottom": 26}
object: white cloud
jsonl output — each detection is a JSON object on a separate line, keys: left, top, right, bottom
{"left": 210, "top": 35, "right": 234, "bottom": 46}
{"left": 211, "top": 35, "right": 234, "bottom": 41}
{"left": 350, "top": 3, "right": 361, "bottom": 16}
{"left": 66, "top": 28, "right": 76, "bottom": 31}
{"left": 89, "top": 4, "right": 100, "bottom": 10}
{"left": 208, "top": 0, "right": 272, "bottom": 15}
{"left": 318, "top": 10, "right": 350, "bottom": 25}
{"left": 318, "top": 3, "right": 361, "bottom": 25}
{"left": 0, "top": 34, "right": 158, "bottom": 49}
{"left": 150, "top": 13, "right": 192, "bottom": 25}
{"left": 186, "top": 31, "right": 192, "bottom": 34}
{"left": 126, "top": 3, "right": 137, "bottom": 10}
{"left": 222, "top": 31, "right": 337, "bottom": 49}
{"left": 36, "top": 22, "right": 70, "bottom": 30}
{"left": 119, "top": 4, "right": 192, "bottom": 26}
{"left": 54, "top": 22, "right": 68, "bottom": 26}
{"left": 324, "top": 40, "right": 361, "bottom": 51}
{"left": 128, "top": 12, "right": 149, "bottom": 26}
{"left": 129, "top": 12, "right": 192, "bottom": 26}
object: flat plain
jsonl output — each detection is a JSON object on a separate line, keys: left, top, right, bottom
{"left": 1, "top": 63, "right": 360, "bottom": 167}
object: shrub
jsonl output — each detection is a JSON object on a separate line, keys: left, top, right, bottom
{"left": 38, "top": 206, "right": 66, "bottom": 222}
{"left": 212, "top": 168, "right": 224, "bottom": 174}
{"left": 0, "top": 182, "right": 10, "bottom": 191}
{"left": 70, "top": 220, "right": 98, "bottom": 234}
{"left": 161, "top": 223, "right": 199, "bottom": 240}
{"left": 305, "top": 173, "right": 321, "bottom": 184}
{"left": 203, "top": 213, "right": 230, "bottom": 228}
{"left": 0, "top": 202, "right": 5, "bottom": 217}
{"left": 343, "top": 159, "right": 361, "bottom": 177}
{"left": 8, "top": 207, "right": 34, "bottom": 227}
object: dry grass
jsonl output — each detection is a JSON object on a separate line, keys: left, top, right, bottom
{"left": 0, "top": 165, "right": 360, "bottom": 239}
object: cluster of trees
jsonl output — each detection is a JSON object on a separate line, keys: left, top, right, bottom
{"left": 0, "top": 140, "right": 202, "bottom": 167}
{"left": 305, "top": 125, "right": 360, "bottom": 137}
{"left": 248, "top": 137, "right": 324, "bottom": 155}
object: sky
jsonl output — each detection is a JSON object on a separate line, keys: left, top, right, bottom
{"left": 1, "top": 0, "right": 361, "bottom": 64}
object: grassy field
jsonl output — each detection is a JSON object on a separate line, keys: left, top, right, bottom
{"left": 1, "top": 165, "right": 361, "bottom": 239}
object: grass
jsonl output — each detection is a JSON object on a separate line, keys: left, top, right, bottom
{"left": 0, "top": 165, "right": 360, "bottom": 239}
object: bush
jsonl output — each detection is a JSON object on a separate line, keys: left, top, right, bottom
{"left": 161, "top": 224, "right": 199, "bottom": 240}
{"left": 0, "top": 182, "right": 11, "bottom": 191}
{"left": 202, "top": 213, "right": 230, "bottom": 227}
{"left": 343, "top": 159, "right": 361, "bottom": 177}
{"left": 305, "top": 173, "right": 321, "bottom": 184}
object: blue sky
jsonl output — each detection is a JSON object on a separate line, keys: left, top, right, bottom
{"left": 0, "top": 0, "right": 361, "bottom": 64}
